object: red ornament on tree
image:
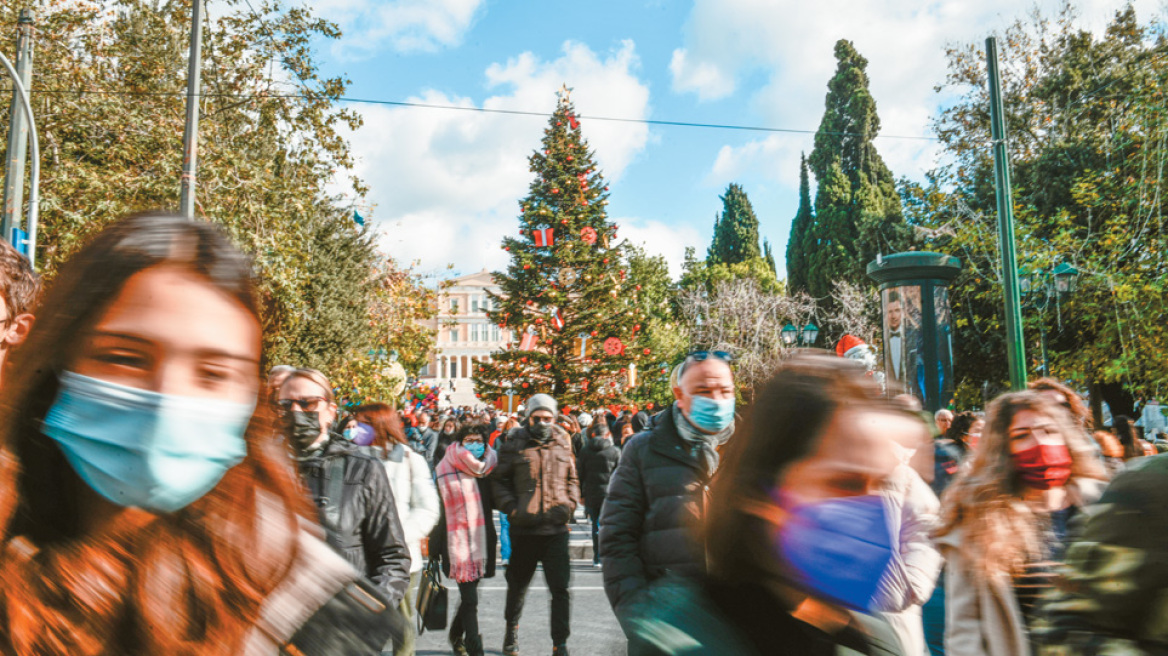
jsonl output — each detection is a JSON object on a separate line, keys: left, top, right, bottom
{"left": 603, "top": 337, "right": 623, "bottom": 356}
{"left": 567, "top": 155, "right": 574, "bottom": 161}
{"left": 523, "top": 264, "right": 530, "bottom": 270}
{"left": 552, "top": 188, "right": 560, "bottom": 194}
{"left": 580, "top": 227, "right": 598, "bottom": 245}
{"left": 643, "top": 348, "right": 651, "bottom": 355}
{"left": 590, "top": 330, "right": 598, "bottom": 337}
{"left": 522, "top": 382, "right": 529, "bottom": 388}
{"left": 544, "top": 364, "right": 551, "bottom": 370}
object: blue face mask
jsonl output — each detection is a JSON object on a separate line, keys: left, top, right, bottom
{"left": 777, "top": 494, "right": 894, "bottom": 611}
{"left": 686, "top": 395, "right": 735, "bottom": 433}
{"left": 42, "top": 371, "right": 254, "bottom": 514}
{"left": 464, "top": 441, "right": 486, "bottom": 459}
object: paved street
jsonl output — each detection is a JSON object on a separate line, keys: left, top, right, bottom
{"left": 416, "top": 510, "right": 627, "bottom": 655}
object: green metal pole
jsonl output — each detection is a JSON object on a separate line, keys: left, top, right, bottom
{"left": 986, "top": 37, "right": 1027, "bottom": 390}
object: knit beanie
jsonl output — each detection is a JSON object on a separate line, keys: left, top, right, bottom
{"left": 525, "top": 393, "right": 558, "bottom": 419}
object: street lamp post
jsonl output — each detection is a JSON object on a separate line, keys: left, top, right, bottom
{"left": 781, "top": 323, "right": 819, "bottom": 348}
{"left": 1019, "top": 262, "right": 1080, "bottom": 377}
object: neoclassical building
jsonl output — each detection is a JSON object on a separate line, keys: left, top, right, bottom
{"left": 419, "top": 269, "right": 512, "bottom": 383}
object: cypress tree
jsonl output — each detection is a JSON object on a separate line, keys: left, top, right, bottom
{"left": 763, "top": 238, "right": 777, "bottom": 276}
{"left": 785, "top": 153, "right": 814, "bottom": 292}
{"left": 706, "top": 183, "right": 762, "bottom": 265}
{"left": 806, "top": 40, "right": 908, "bottom": 298}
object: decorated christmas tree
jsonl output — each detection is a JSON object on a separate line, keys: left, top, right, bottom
{"left": 474, "top": 87, "right": 648, "bottom": 409}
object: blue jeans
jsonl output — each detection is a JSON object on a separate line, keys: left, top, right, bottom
{"left": 923, "top": 570, "right": 946, "bottom": 655}
{"left": 499, "top": 511, "right": 512, "bottom": 561}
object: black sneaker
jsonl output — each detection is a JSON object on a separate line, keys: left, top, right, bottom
{"left": 502, "top": 623, "right": 519, "bottom": 656}
{"left": 553, "top": 645, "right": 570, "bottom": 656}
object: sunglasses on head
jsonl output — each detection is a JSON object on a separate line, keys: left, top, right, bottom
{"left": 687, "top": 350, "right": 734, "bottom": 363}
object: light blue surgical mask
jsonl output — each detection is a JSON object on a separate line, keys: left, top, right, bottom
{"left": 465, "top": 441, "right": 486, "bottom": 459}
{"left": 42, "top": 371, "right": 254, "bottom": 513}
{"left": 686, "top": 395, "right": 735, "bottom": 433}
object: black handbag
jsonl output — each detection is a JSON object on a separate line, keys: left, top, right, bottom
{"left": 415, "top": 558, "right": 448, "bottom": 634}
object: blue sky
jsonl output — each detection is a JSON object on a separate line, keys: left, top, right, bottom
{"left": 314, "top": 0, "right": 1156, "bottom": 280}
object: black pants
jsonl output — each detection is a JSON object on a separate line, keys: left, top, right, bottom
{"left": 450, "top": 580, "right": 481, "bottom": 641}
{"left": 586, "top": 499, "right": 604, "bottom": 564}
{"left": 504, "top": 531, "right": 571, "bottom": 645}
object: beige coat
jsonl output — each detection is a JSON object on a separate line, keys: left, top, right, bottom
{"left": 935, "top": 478, "right": 1106, "bottom": 656}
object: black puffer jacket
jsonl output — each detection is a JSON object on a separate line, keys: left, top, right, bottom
{"left": 297, "top": 438, "right": 412, "bottom": 605}
{"left": 577, "top": 435, "right": 620, "bottom": 506}
{"left": 599, "top": 404, "right": 710, "bottom": 614}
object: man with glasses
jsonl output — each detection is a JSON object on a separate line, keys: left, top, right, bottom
{"left": 491, "top": 393, "right": 580, "bottom": 656}
{"left": 599, "top": 350, "right": 736, "bottom": 629}
{"left": 277, "top": 368, "right": 412, "bottom": 618}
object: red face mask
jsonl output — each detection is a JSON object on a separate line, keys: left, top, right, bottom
{"left": 1011, "top": 443, "right": 1072, "bottom": 490}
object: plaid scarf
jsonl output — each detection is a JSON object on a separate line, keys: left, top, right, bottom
{"left": 436, "top": 442, "right": 498, "bottom": 583}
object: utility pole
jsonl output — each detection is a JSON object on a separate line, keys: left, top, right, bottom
{"left": 986, "top": 36, "right": 1027, "bottom": 391}
{"left": 1, "top": 9, "right": 34, "bottom": 246}
{"left": 179, "top": 0, "right": 203, "bottom": 219}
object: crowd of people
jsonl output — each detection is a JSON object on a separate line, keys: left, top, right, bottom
{"left": 0, "top": 212, "right": 1165, "bottom": 656}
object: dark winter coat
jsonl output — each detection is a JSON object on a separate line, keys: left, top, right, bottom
{"left": 430, "top": 431, "right": 458, "bottom": 470}
{"left": 577, "top": 435, "right": 621, "bottom": 507}
{"left": 599, "top": 404, "right": 711, "bottom": 614}
{"left": 296, "top": 438, "right": 412, "bottom": 605}
{"left": 490, "top": 424, "right": 581, "bottom": 537}
{"left": 408, "top": 426, "right": 437, "bottom": 465}
{"left": 429, "top": 477, "right": 498, "bottom": 581}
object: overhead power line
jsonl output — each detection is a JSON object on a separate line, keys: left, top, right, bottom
{"left": 23, "top": 88, "right": 942, "bottom": 141}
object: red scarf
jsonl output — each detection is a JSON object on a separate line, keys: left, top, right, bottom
{"left": 436, "top": 443, "right": 497, "bottom": 582}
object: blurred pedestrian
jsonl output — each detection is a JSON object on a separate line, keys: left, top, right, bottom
{"left": 1029, "top": 378, "right": 1091, "bottom": 430}
{"left": 431, "top": 416, "right": 461, "bottom": 470}
{"left": 557, "top": 413, "right": 585, "bottom": 459}
{"left": 935, "top": 391, "right": 1107, "bottom": 656}
{"left": 408, "top": 409, "right": 437, "bottom": 465}
{"left": 935, "top": 409, "right": 955, "bottom": 437}
{"left": 601, "top": 352, "right": 736, "bottom": 622}
{"left": 577, "top": 421, "right": 620, "bottom": 567}
{"left": 432, "top": 423, "right": 498, "bottom": 656}
{"left": 1033, "top": 451, "right": 1168, "bottom": 654}
{"left": 491, "top": 393, "right": 580, "bottom": 656}
{"left": 0, "top": 238, "right": 38, "bottom": 387}
{"left": 0, "top": 213, "right": 402, "bottom": 654}
{"left": 278, "top": 369, "right": 412, "bottom": 606}
{"left": 1091, "top": 430, "right": 1125, "bottom": 476}
{"left": 622, "top": 356, "right": 916, "bottom": 655}
{"left": 1114, "top": 415, "right": 1153, "bottom": 460}
{"left": 352, "top": 403, "right": 441, "bottom": 656}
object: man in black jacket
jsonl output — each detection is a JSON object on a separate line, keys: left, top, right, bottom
{"left": 491, "top": 394, "right": 580, "bottom": 656}
{"left": 599, "top": 353, "right": 735, "bottom": 623}
{"left": 577, "top": 422, "right": 620, "bottom": 567}
{"left": 279, "top": 369, "right": 412, "bottom": 607}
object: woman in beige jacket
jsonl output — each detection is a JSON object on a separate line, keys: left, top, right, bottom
{"left": 934, "top": 391, "right": 1107, "bottom": 656}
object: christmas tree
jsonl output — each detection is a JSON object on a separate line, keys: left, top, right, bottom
{"left": 474, "top": 87, "right": 648, "bottom": 409}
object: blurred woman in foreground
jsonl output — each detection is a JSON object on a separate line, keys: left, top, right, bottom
{"left": 0, "top": 213, "right": 401, "bottom": 654}
{"left": 625, "top": 356, "right": 923, "bottom": 655}
{"left": 935, "top": 391, "right": 1107, "bottom": 656}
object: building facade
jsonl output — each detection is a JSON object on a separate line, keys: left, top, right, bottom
{"left": 419, "top": 269, "right": 512, "bottom": 383}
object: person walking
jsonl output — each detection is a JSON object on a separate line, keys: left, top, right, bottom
{"left": 431, "top": 416, "right": 461, "bottom": 470}
{"left": 621, "top": 356, "right": 915, "bottom": 655}
{"left": 577, "top": 421, "right": 620, "bottom": 568}
{"left": 432, "top": 423, "right": 499, "bottom": 656}
{"left": 351, "top": 403, "right": 441, "bottom": 656}
{"left": 600, "top": 352, "right": 736, "bottom": 620}
{"left": 0, "top": 213, "right": 404, "bottom": 654}
{"left": 408, "top": 410, "right": 438, "bottom": 465}
{"left": 279, "top": 369, "right": 413, "bottom": 606}
{"left": 935, "top": 391, "right": 1107, "bottom": 656}
{"left": 491, "top": 394, "right": 580, "bottom": 656}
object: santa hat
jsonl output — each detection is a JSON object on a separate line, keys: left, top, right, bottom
{"left": 836, "top": 334, "right": 868, "bottom": 359}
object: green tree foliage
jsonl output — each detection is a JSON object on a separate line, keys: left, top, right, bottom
{"left": 706, "top": 183, "right": 762, "bottom": 265}
{"left": 806, "top": 40, "right": 909, "bottom": 298}
{"left": 680, "top": 246, "right": 783, "bottom": 295}
{"left": 907, "top": 5, "right": 1168, "bottom": 412}
{"left": 623, "top": 244, "right": 687, "bottom": 407}
{"left": 0, "top": 0, "right": 428, "bottom": 382}
{"left": 475, "top": 91, "right": 650, "bottom": 408}
{"left": 786, "top": 154, "right": 814, "bottom": 292}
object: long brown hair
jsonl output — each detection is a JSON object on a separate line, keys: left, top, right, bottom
{"left": 0, "top": 213, "right": 311, "bottom": 655}
{"left": 703, "top": 355, "right": 888, "bottom": 586}
{"left": 353, "top": 403, "right": 407, "bottom": 451}
{"left": 936, "top": 391, "right": 1107, "bottom": 577}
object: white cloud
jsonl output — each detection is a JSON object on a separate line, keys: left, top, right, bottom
{"left": 339, "top": 41, "right": 652, "bottom": 276}
{"left": 617, "top": 217, "right": 705, "bottom": 278}
{"left": 676, "top": 0, "right": 1161, "bottom": 188}
{"left": 315, "top": 0, "right": 484, "bottom": 59}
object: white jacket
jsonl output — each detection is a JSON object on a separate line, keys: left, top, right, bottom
{"left": 873, "top": 464, "right": 943, "bottom": 656}
{"left": 380, "top": 443, "right": 440, "bottom": 573}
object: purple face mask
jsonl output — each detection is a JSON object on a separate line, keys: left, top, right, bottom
{"left": 344, "top": 422, "right": 376, "bottom": 446}
{"left": 776, "top": 493, "right": 894, "bottom": 612}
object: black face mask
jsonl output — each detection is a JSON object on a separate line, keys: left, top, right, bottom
{"left": 287, "top": 411, "right": 323, "bottom": 453}
{"left": 529, "top": 420, "right": 552, "bottom": 441}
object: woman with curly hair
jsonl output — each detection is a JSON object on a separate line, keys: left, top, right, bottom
{"left": 935, "top": 391, "right": 1108, "bottom": 656}
{"left": 0, "top": 213, "right": 402, "bottom": 655}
